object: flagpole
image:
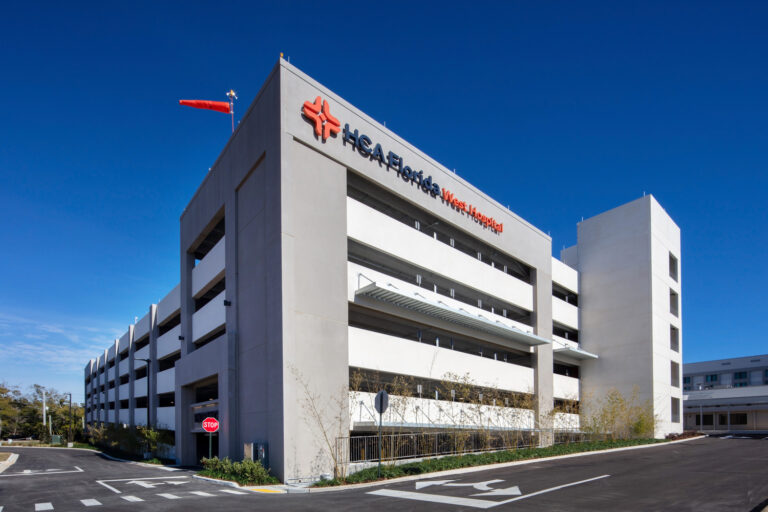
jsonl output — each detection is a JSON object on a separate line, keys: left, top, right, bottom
{"left": 227, "top": 89, "right": 238, "bottom": 134}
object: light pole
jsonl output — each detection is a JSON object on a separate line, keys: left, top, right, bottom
{"left": 65, "top": 393, "right": 73, "bottom": 443}
{"left": 136, "top": 359, "right": 152, "bottom": 428}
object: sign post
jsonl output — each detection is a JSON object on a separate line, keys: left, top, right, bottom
{"left": 202, "top": 417, "right": 219, "bottom": 459}
{"left": 374, "top": 390, "right": 389, "bottom": 478}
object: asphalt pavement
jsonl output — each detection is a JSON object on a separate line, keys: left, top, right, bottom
{"left": 1, "top": 436, "right": 767, "bottom": 511}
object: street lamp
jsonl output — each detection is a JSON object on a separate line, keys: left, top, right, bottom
{"left": 136, "top": 359, "right": 152, "bottom": 428}
{"left": 65, "top": 393, "right": 73, "bottom": 443}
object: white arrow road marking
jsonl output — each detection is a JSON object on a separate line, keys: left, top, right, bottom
{"left": 220, "top": 489, "right": 247, "bottom": 495}
{"left": 121, "top": 496, "right": 144, "bottom": 502}
{"left": 80, "top": 499, "right": 101, "bottom": 507}
{"left": 190, "top": 491, "right": 215, "bottom": 497}
{"left": 96, "top": 476, "right": 189, "bottom": 493}
{"left": 165, "top": 480, "right": 189, "bottom": 485}
{"left": 158, "top": 493, "right": 182, "bottom": 499}
{"left": 472, "top": 485, "right": 521, "bottom": 497}
{"left": 369, "top": 475, "right": 611, "bottom": 509}
{"left": 415, "top": 480, "right": 455, "bottom": 489}
{"left": 34, "top": 504, "right": 53, "bottom": 511}
{"left": 128, "top": 480, "right": 162, "bottom": 488}
{"left": 1, "top": 466, "right": 83, "bottom": 478}
{"left": 446, "top": 479, "right": 505, "bottom": 491}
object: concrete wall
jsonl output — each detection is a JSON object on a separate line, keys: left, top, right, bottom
{"left": 176, "top": 60, "right": 284, "bottom": 472}
{"left": 569, "top": 195, "right": 682, "bottom": 437}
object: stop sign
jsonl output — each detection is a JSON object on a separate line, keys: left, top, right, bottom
{"left": 202, "top": 417, "right": 219, "bottom": 433}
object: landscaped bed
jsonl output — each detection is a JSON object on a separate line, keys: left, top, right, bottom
{"left": 314, "top": 438, "right": 667, "bottom": 487}
{"left": 0, "top": 453, "right": 10, "bottom": 462}
{"left": 198, "top": 457, "right": 280, "bottom": 486}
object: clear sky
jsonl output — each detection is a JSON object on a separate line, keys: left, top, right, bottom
{"left": 1, "top": 2, "right": 766, "bottom": 403}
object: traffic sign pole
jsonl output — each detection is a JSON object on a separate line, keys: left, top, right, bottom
{"left": 201, "top": 417, "right": 219, "bottom": 460}
{"left": 374, "top": 390, "right": 388, "bottom": 479}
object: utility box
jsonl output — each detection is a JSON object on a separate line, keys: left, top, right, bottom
{"left": 243, "top": 442, "right": 254, "bottom": 461}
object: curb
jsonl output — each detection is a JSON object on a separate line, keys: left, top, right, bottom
{"left": 0, "top": 453, "right": 19, "bottom": 474}
{"left": 97, "top": 451, "right": 182, "bottom": 470}
{"left": 193, "top": 474, "right": 286, "bottom": 493}
{"left": 304, "top": 436, "right": 708, "bottom": 493}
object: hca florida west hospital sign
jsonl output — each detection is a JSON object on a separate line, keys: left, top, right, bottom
{"left": 302, "top": 96, "right": 504, "bottom": 234}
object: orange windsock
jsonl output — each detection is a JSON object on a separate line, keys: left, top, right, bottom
{"left": 179, "top": 100, "right": 231, "bottom": 114}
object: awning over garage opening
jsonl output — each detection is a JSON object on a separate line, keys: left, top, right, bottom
{"left": 355, "top": 281, "right": 550, "bottom": 347}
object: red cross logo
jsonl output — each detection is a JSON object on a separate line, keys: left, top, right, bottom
{"left": 302, "top": 96, "right": 341, "bottom": 141}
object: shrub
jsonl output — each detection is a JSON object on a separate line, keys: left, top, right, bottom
{"left": 199, "top": 456, "right": 278, "bottom": 485}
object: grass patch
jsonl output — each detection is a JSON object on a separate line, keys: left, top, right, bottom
{"left": 313, "top": 439, "right": 665, "bottom": 487}
{"left": 0, "top": 453, "right": 10, "bottom": 462}
{"left": 198, "top": 457, "right": 279, "bottom": 486}
{"left": 70, "top": 443, "right": 99, "bottom": 450}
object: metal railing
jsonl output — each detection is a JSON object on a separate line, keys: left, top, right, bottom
{"left": 337, "top": 429, "right": 597, "bottom": 466}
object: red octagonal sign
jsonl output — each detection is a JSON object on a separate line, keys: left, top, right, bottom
{"left": 202, "top": 417, "right": 219, "bottom": 433}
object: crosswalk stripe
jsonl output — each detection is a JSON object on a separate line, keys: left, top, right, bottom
{"left": 121, "top": 495, "right": 144, "bottom": 502}
{"left": 35, "top": 504, "right": 54, "bottom": 511}
{"left": 158, "top": 493, "right": 182, "bottom": 499}
{"left": 81, "top": 499, "right": 102, "bottom": 507}
{"left": 219, "top": 489, "right": 247, "bottom": 495}
{"left": 190, "top": 491, "right": 215, "bottom": 497}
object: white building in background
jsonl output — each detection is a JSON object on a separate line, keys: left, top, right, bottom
{"left": 683, "top": 355, "right": 768, "bottom": 431}
{"left": 84, "top": 58, "right": 683, "bottom": 482}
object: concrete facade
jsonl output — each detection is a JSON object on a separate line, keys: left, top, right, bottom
{"left": 85, "top": 58, "right": 683, "bottom": 482}
{"left": 561, "top": 195, "right": 683, "bottom": 437}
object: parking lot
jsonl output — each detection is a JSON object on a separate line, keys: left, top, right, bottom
{"left": 1, "top": 436, "right": 767, "bottom": 511}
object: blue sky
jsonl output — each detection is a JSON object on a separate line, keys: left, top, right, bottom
{"left": 1, "top": 2, "right": 767, "bottom": 402}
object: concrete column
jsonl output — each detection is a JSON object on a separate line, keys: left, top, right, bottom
{"left": 532, "top": 266, "right": 554, "bottom": 447}
{"left": 220, "top": 199, "right": 238, "bottom": 460}
{"left": 127, "top": 325, "right": 135, "bottom": 427}
{"left": 149, "top": 305, "right": 158, "bottom": 429}
{"left": 175, "top": 238, "right": 197, "bottom": 463}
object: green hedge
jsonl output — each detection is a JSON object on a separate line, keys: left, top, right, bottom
{"left": 314, "top": 439, "right": 664, "bottom": 486}
{"left": 199, "top": 457, "right": 279, "bottom": 486}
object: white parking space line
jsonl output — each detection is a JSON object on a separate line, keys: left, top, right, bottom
{"left": 219, "top": 489, "right": 247, "bottom": 495}
{"left": 158, "top": 493, "right": 182, "bottom": 499}
{"left": 80, "top": 499, "right": 102, "bottom": 507}
{"left": 34, "top": 504, "right": 54, "bottom": 511}
{"left": 370, "top": 490, "right": 496, "bottom": 509}
{"left": 120, "top": 496, "right": 144, "bottom": 502}
{"left": 190, "top": 491, "right": 215, "bottom": 497}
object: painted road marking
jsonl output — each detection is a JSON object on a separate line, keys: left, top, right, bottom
{"left": 190, "top": 491, "right": 215, "bottom": 497}
{"left": 368, "top": 475, "right": 610, "bottom": 509}
{"left": 96, "top": 476, "right": 189, "bottom": 493}
{"left": 220, "top": 489, "right": 247, "bottom": 495}
{"left": 158, "top": 493, "right": 182, "bottom": 499}
{"left": 0, "top": 466, "right": 84, "bottom": 478}
{"left": 34, "top": 504, "right": 54, "bottom": 511}
{"left": 120, "top": 495, "right": 144, "bottom": 502}
{"left": 80, "top": 499, "right": 101, "bottom": 507}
